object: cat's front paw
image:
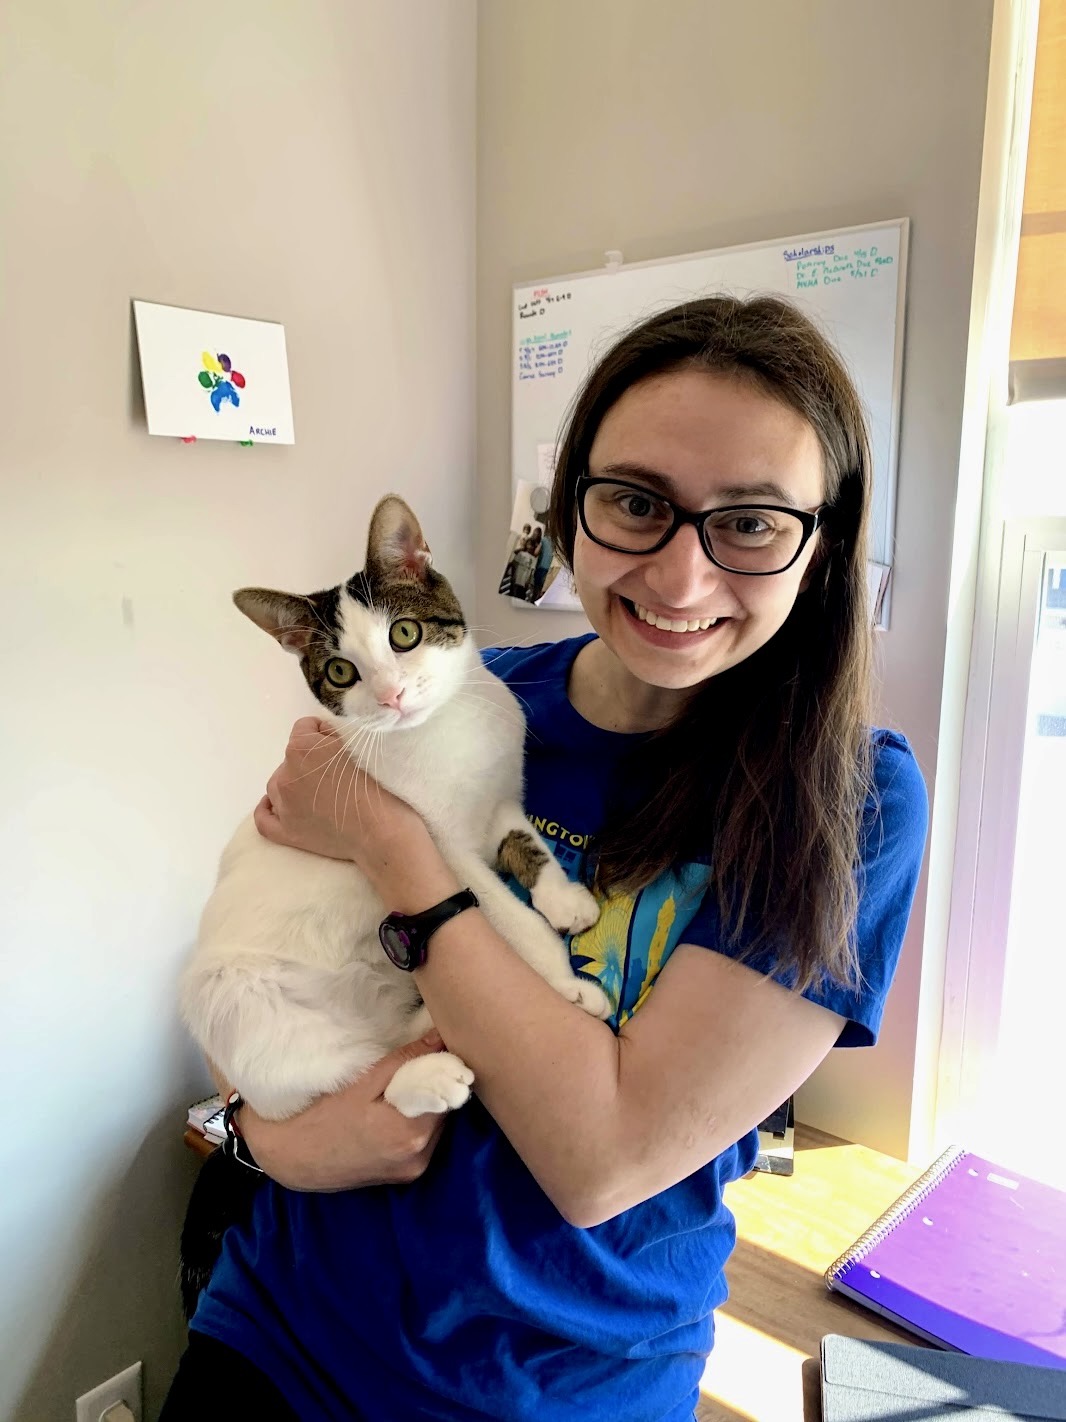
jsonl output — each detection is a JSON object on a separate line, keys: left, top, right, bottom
{"left": 384, "top": 1052, "right": 475, "bottom": 1118}
{"left": 531, "top": 878, "right": 601, "bottom": 935}
{"left": 556, "top": 973, "right": 612, "bottom": 1020}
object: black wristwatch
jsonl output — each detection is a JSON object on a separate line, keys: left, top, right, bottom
{"left": 378, "top": 888, "right": 479, "bottom": 971}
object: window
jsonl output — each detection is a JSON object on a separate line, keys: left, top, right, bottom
{"left": 938, "top": 0, "right": 1065, "bottom": 1188}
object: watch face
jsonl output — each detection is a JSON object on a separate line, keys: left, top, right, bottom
{"left": 379, "top": 920, "right": 415, "bottom": 970}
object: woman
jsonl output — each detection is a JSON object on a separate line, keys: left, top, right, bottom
{"left": 164, "top": 296, "right": 928, "bottom": 1421}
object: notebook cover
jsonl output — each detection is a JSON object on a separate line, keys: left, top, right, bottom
{"left": 821, "top": 1334, "right": 1066, "bottom": 1421}
{"left": 825, "top": 1149, "right": 1066, "bottom": 1369}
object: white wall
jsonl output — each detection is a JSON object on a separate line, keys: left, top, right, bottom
{"left": 475, "top": 0, "right": 996, "bottom": 1159}
{"left": 0, "top": 3, "right": 476, "bottom": 1417}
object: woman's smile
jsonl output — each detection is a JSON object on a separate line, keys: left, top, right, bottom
{"left": 617, "top": 594, "right": 732, "bottom": 645}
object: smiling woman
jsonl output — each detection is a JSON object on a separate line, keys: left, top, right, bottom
{"left": 165, "top": 296, "right": 927, "bottom": 1422}
{"left": 548, "top": 296, "right": 877, "bottom": 992}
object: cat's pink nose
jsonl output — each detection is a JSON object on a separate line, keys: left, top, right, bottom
{"left": 377, "top": 687, "right": 405, "bottom": 711}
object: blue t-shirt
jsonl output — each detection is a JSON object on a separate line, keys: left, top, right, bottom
{"left": 193, "top": 635, "right": 928, "bottom": 1421}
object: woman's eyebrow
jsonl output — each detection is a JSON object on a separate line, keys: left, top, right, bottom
{"left": 594, "top": 461, "right": 676, "bottom": 492}
{"left": 715, "top": 479, "right": 795, "bottom": 504}
{"left": 594, "top": 462, "right": 795, "bottom": 506}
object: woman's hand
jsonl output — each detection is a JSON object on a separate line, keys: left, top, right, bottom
{"left": 234, "top": 1032, "right": 451, "bottom": 1192}
{"left": 253, "top": 717, "right": 447, "bottom": 903}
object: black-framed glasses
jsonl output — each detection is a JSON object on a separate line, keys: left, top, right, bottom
{"left": 576, "top": 475, "right": 823, "bottom": 576}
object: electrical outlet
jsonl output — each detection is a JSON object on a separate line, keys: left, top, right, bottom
{"left": 75, "top": 1361, "right": 143, "bottom": 1422}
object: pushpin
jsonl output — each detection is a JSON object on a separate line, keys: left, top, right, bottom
{"left": 180, "top": 435, "right": 197, "bottom": 444}
{"left": 239, "top": 439, "right": 254, "bottom": 446}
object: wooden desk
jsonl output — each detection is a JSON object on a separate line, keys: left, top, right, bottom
{"left": 184, "top": 1126, "right": 217, "bottom": 1160}
{"left": 696, "top": 1123, "right": 926, "bottom": 1421}
{"left": 185, "top": 1121, "right": 923, "bottom": 1419}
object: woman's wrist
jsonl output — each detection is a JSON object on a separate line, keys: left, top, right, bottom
{"left": 359, "top": 817, "right": 461, "bottom": 915}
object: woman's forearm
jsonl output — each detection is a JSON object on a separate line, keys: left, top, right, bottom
{"left": 375, "top": 833, "right": 639, "bottom": 1223}
{"left": 416, "top": 905, "right": 631, "bottom": 1225}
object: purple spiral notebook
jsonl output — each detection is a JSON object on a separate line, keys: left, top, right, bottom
{"left": 825, "top": 1146, "right": 1066, "bottom": 1370}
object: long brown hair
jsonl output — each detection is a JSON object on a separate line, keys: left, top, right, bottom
{"left": 547, "top": 296, "right": 873, "bottom": 991}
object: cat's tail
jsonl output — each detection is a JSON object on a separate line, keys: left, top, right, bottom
{"left": 179, "top": 1144, "right": 264, "bottom": 1321}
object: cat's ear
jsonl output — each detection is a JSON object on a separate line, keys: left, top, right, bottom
{"left": 233, "top": 587, "right": 319, "bottom": 655}
{"left": 366, "top": 495, "right": 432, "bottom": 583}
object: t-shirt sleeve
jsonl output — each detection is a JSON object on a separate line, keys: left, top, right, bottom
{"left": 682, "top": 731, "right": 929, "bottom": 1048}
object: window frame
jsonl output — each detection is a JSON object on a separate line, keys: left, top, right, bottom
{"left": 938, "top": 513, "right": 1066, "bottom": 1146}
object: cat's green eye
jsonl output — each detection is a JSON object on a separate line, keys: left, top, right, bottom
{"left": 389, "top": 618, "right": 422, "bottom": 652}
{"left": 325, "top": 657, "right": 358, "bottom": 688}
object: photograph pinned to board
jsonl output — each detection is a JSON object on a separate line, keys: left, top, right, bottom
{"left": 132, "top": 300, "right": 295, "bottom": 444}
{"left": 499, "top": 480, "right": 556, "bottom": 604}
{"left": 499, "top": 445, "right": 584, "bottom": 611}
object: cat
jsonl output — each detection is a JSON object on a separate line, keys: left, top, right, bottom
{"left": 180, "top": 494, "right": 608, "bottom": 1130}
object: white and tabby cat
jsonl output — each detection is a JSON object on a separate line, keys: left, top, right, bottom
{"left": 181, "top": 495, "right": 607, "bottom": 1124}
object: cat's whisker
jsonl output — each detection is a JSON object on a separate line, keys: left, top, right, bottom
{"left": 338, "top": 726, "right": 379, "bottom": 831}
{"left": 451, "top": 692, "right": 543, "bottom": 745}
{"left": 303, "top": 598, "right": 336, "bottom": 639}
{"left": 371, "top": 727, "right": 387, "bottom": 818}
{"left": 450, "top": 684, "right": 517, "bottom": 711}
{"left": 450, "top": 691, "right": 524, "bottom": 729}
{"left": 336, "top": 748, "right": 364, "bottom": 836}
{"left": 310, "top": 737, "right": 360, "bottom": 817}
{"left": 477, "top": 633, "right": 553, "bottom": 652}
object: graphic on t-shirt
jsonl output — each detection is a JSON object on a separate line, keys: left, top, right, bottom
{"left": 516, "top": 815, "right": 709, "bottom": 1029}
{"left": 569, "top": 861, "right": 709, "bottom": 1027}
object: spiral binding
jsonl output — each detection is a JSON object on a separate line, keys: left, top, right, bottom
{"left": 823, "top": 1143, "right": 967, "bottom": 1286}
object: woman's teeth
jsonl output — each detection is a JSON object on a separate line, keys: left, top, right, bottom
{"left": 633, "top": 602, "right": 719, "bottom": 633}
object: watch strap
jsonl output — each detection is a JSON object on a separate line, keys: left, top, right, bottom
{"left": 404, "top": 888, "right": 479, "bottom": 944}
{"left": 222, "top": 1089, "right": 264, "bottom": 1174}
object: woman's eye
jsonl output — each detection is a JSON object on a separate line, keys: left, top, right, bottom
{"left": 389, "top": 619, "right": 422, "bottom": 652}
{"left": 731, "top": 515, "right": 771, "bottom": 536}
{"left": 618, "top": 494, "right": 655, "bottom": 518}
{"left": 325, "top": 658, "right": 358, "bottom": 687}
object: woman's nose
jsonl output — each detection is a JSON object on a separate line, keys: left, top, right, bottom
{"left": 641, "top": 523, "right": 722, "bottom": 606}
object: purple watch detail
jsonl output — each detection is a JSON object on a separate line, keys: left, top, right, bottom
{"left": 378, "top": 888, "right": 479, "bottom": 971}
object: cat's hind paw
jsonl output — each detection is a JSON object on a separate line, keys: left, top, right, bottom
{"left": 556, "top": 973, "right": 612, "bottom": 1021}
{"left": 531, "top": 878, "right": 601, "bottom": 935}
{"left": 384, "top": 1052, "right": 475, "bottom": 1118}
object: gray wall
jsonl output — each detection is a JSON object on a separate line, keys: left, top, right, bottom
{"left": 476, "top": 0, "right": 996, "bottom": 1157}
{"left": 0, "top": 3, "right": 475, "bottom": 1417}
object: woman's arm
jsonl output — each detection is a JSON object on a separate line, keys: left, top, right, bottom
{"left": 206, "top": 1033, "right": 451, "bottom": 1192}
{"left": 254, "top": 718, "right": 844, "bottom": 1224}
{"left": 412, "top": 883, "right": 842, "bottom": 1226}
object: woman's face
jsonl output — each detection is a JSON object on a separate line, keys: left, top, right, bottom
{"left": 573, "top": 368, "right": 826, "bottom": 693}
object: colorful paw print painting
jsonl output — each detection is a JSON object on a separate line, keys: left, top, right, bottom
{"left": 133, "top": 301, "right": 294, "bottom": 443}
{"left": 197, "top": 351, "right": 247, "bottom": 412}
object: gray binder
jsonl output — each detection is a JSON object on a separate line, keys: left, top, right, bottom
{"left": 821, "top": 1335, "right": 1066, "bottom": 1421}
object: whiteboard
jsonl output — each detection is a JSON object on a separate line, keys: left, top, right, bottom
{"left": 511, "top": 219, "right": 909, "bottom": 572}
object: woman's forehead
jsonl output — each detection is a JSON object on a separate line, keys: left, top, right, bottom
{"left": 589, "top": 368, "right": 825, "bottom": 506}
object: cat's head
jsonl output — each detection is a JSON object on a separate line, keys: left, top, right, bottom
{"left": 234, "top": 496, "right": 471, "bottom": 731}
